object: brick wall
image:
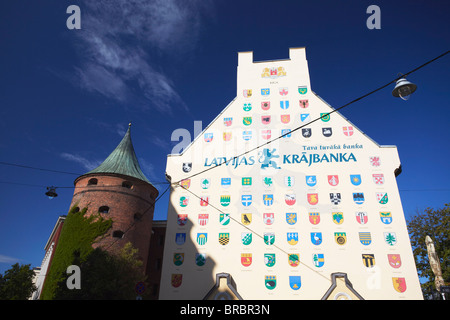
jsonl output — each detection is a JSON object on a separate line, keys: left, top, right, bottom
{"left": 70, "top": 173, "right": 159, "bottom": 271}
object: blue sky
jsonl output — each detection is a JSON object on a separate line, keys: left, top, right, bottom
{"left": 0, "top": 0, "right": 449, "bottom": 274}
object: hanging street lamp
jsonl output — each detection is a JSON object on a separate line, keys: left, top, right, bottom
{"left": 45, "top": 186, "right": 58, "bottom": 199}
{"left": 392, "top": 76, "right": 417, "bottom": 100}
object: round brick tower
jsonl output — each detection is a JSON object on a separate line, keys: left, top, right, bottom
{"left": 69, "top": 124, "right": 159, "bottom": 270}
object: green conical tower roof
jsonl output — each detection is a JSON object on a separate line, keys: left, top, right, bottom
{"left": 84, "top": 123, "right": 151, "bottom": 184}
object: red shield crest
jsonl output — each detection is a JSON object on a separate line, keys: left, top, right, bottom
{"left": 261, "top": 101, "right": 270, "bottom": 110}
{"left": 307, "top": 193, "right": 318, "bottom": 205}
{"left": 309, "top": 212, "right": 320, "bottom": 225}
{"left": 198, "top": 214, "right": 209, "bottom": 226}
{"left": 262, "top": 130, "right": 271, "bottom": 140}
{"left": 261, "top": 115, "right": 271, "bottom": 125}
{"left": 180, "top": 179, "right": 190, "bottom": 189}
{"left": 241, "top": 253, "right": 252, "bottom": 267}
{"left": 171, "top": 274, "right": 182, "bottom": 288}
{"left": 343, "top": 126, "right": 354, "bottom": 136}
{"left": 177, "top": 214, "right": 188, "bottom": 226}
{"left": 285, "top": 194, "right": 296, "bottom": 206}
{"left": 388, "top": 254, "right": 402, "bottom": 268}
{"left": 279, "top": 87, "right": 288, "bottom": 96}
{"left": 299, "top": 100, "right": 309, "bottom": 108}
{"left": 200, "top": 196, "right": 209, "bottom": 207}
{"left": 356, "top": 212, "right": 368, "bottom": 225}
{"left": 328, "top": 175, "right": 339, "bottom": 186}
{"left": 392, "top": 277, "right": 406, "bottom": 293}
{"left": 281, "top": 114, "right": 290, "bottom": 124}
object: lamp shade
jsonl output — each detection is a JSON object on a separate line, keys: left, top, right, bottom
{"left": 45, "top": 187, "right": 58, "bottom": 199}
{"left": 392, "top": 78, "right": 417, "bottom": 100}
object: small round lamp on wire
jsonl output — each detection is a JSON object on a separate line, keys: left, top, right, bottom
{"left": 45, "top": 186, "right": 58, "bottom": 199}
{"left": 392, "top": 77, "right": 417, "bottom": 101}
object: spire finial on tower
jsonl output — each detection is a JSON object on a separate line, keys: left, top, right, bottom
{"left": 80, "top": 122, "right": 152, "bottom": 185}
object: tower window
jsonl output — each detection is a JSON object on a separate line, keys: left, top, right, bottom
{"left": 88, "top": 178, "right": 98, "bottom": 185}
{"left": 112, "top": 230, "right": 124, "bottom": 238}
{"left": 98, "top": 206, "right": 110, "bottom": 214}
{"left": 122, "top": 181, "right": 133, "bottom": 189}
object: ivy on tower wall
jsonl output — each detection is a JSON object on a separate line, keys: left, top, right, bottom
{"left": 40, "top": 205, "right": 112, "bottom": 300}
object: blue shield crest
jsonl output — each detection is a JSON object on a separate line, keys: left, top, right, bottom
{"left": 175, "top": 233, "right": 186, "bottom": 245}
{"left": 289, "top": 276, "right": 301, "bottom": 290}
{"left": 311, "top": 232, "right": 322, "bottom": 245}
{"left": 353, "top": 192, "right": 365, "bottom": 205}
{"left": 280, "top": 100, "right": 289, "bottom": 109}
{"left": 281, "top": 129, "right": 291, "bottom": 138}
{"left": 241, "top": 195, "right": 252, "bottom": 206}
{"left": 263, "top": 194, "right": 274, "bottom": 206}
{"left": 350, "top": 174, "right": 362, "bottom": 186}
{"left": 300, "top": 113, "right": 310, "bottom": 123}
{"left": 380, "top": 212, "right": 393, "bottom": 224}
{"left": 287, "top": 232, "right": 298, "bottom": 245}
{"left": 261, "top": 88, "right": 270, "bottom": 96}
{"left": 204, "top": 133, "right": 213, "bottom": 142}
{"left": 221, "top": 178, "right": 231, "bottom": 188}
{"left": 306, "top": 175, "right": 317, "bottom": 187}
{"left": 242, "top": 130, "right": 252, "bottom": 141}
{"left": 286, "top": 212, "right": 297, "bottom": 225}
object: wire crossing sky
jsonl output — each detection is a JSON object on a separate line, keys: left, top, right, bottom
{"left": 174, "top": 50, "right": 450, "bottom": 185}
{"left": 0, "top": 1, "right": 449, "bottom": 275}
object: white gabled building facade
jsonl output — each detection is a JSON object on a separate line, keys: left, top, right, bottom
{"left": 31, "top": 215, "right": 66, "bottom": 300}
{"left": 159, "top": 48, "right": 423, "bottom": 300}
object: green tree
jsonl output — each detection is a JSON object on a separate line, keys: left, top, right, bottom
{"left": 407, "top": 204, "right": 450, "bottom": 299}
{"left": 54, "top": 242, "right": 146, "bottom": 300}
{"left": 0, "top": 263, "right": 37, "bottom": 300}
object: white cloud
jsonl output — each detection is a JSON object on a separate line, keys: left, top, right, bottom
{"left": 70, "top": 0, "right": 212, "bottom": 114}
{"left": 0, "top": 254, "right": 19, "bottom": 264}
{"left": 150, "top": 136, "right": 171, "bottom": 150}
{"left": 81, "top": 0, "right": 209, "bottom": 52}
{"left": 74, "top": 64, "right": 128, "bottom": 102}
{"left": 83, "top": 119, "right": 129, "bottom": 138}
{"left": 60, "top": 152, "right": 102, "bottom": 171}
{"left": 115, "top": 123, "right": 127, "bottom": 137}
{"left": 138, "top": 157, "right": 163, "bottom": 187}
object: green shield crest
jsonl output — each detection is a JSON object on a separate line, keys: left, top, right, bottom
{"left": 264, "top": 253, "right": 276, "bottom": 267}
